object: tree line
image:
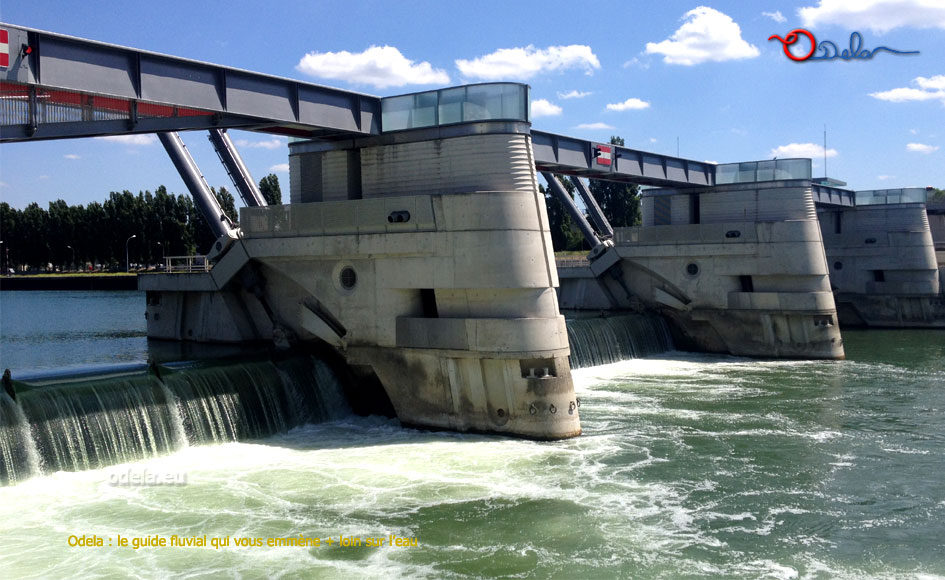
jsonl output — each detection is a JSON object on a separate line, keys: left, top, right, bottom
{"left": 0, "top": 174, "right": 281, "bottom": 272}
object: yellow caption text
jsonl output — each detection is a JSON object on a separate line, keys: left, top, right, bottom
{"left": 68, "top": 534, "right": 419, "bottom": 549}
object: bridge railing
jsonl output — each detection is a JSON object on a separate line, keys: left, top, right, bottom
{"left": 715, "top": 159, "right": 811, "bottom": 184}
{"left": 164, "top": 255, "right": 210, "bottom": 272}
{"left": 555, "top": 257, "right": 591, "bottom": 269}
{"left": 855, "top": 188, "right": 928, "bottom": 206}
{"left": 381, "top": 83, "right": 528, "bottom": 131}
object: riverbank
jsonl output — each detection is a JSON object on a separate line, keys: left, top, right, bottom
{"left": 0, "top": 274, "right": 138, "bottom": 291}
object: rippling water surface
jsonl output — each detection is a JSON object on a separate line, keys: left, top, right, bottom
{"left": 1, "top": 292, "right": 943, "bottom": 578}
{"left": 0, "top": 291, "right": 147, "bottom": 372}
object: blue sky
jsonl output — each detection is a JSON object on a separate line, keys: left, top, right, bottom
{"left": 1, "top": 0, "right": 943, "bottom": 210}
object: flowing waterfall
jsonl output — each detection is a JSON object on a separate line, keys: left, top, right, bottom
{"left": 0, "top": 355, "right": 349, "bottom": 485}
{"left": 0, "top": 393, "right": 43, "bottom": 486}
{"left": 566, "top": 313, "right": 674, "bottom": 369}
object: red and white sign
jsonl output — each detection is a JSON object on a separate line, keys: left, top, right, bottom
{"left": 0, "top": 29, "right": 9, "bottom": 69}
{"left": 596, "top": 145, "right": 612, "bottom": 166}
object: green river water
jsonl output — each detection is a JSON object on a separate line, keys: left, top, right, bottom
{"left": 0, "top": 292, "right": 944, "bottom": 578}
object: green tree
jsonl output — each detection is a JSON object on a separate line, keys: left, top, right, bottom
{"left": 541, "top": 176, "right": 585, "bottom": 252}
{"left": 47, "top": 199, "right": 76, "bottom": 270}
{"left": 0, "top": 202, "right": 17, "bottom": 271}
{"left": 588, "top": 136, "right": 642, "bottom": 228}
{"left": 258, "top": 173, "right": 282, "bottom": 205}
{"left": 20, "top": 203, "right": 49, "bottom": 270}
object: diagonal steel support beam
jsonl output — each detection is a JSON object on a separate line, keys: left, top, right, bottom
{"left": 159, "top": 131, "right": 238, "bottom": 241}
{"left": 208, "top": 129, "right": 267, "bottom": 208}
{"left": 541, "top": 172, "right": 600, "bottom": 248}
{"left": 569, "top": 176, "right": 614, "bottom": 239}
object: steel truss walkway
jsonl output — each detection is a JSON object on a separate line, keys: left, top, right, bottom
{"left": 0, "top": 24, "right": 380, "bottom": 142}
{"left": 1, "top": 23, "right": 722, "bottom": 189}
{"left": 3, "top": 22, "right": 912, "bottom": 205}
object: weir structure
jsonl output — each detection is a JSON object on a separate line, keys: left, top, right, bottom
{"left": 0, "top": 24, "right": 582, "bottom": 439}
{"left": 144, "top": 84, "right": 583, "bottom": 439}
{"left": 555, "top": 159, "right": 845, "bottom": 358}
{"left": 813, "top": 186, "right": 944, "bottom": 328}
{"left": 7, "top": 22, "right": 935, "bottom": 439}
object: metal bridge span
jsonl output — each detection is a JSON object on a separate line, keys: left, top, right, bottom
{"left": 0, "top": 22, "right": 719, "bottom": 190}
{"left": 0, "top": 22, "right": 892, "bottom": 209}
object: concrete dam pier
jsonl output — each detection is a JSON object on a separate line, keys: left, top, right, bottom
{"left": 142, "top": 85, "right": 581, "bottom": 440}
{"left": 558, "top": 162, "right": 845, "bottom": 359}
{"left": 817, "top": 189, "right": 944, "bottom": 328}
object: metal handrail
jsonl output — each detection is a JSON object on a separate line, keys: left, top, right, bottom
{"left": 164, "top": 255, "right": 210, "bottom": 272}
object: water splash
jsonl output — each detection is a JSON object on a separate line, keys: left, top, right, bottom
{"left": 0, "top": 393, "right": 43, "bottom": 485}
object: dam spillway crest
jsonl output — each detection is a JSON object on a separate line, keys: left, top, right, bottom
{"left": 0, "top": 355, "right": 349, "bottom": 485}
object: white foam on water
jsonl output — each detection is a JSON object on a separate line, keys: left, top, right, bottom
{"left": 732, "top": 559, "right": 799, "bottom": 580}
{"left": 3, "top": 343, "right": 944, "bottom": 579}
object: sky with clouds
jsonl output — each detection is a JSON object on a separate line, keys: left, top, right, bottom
{"left": 1, "top": 0, "right": 943, "bottom": 209}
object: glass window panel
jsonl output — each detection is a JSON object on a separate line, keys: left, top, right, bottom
{"left": 756, "top": 160, "right": 776, "bottom": 182}
{"left": 778, "top": 159, "right": 812, "bottom": 180}
{"left": 903, "top": 188, "right": 928, "bottom": 203}
{"left": 463, "top": 85, "right": 496, "bottom": 121}
{"left": 464, "top": 84, "right": 527, "bottom": 122}
{"left": 737, "top": 162, "right": 757, "bottom": 183}
{"left": 409, "top": 92, "right": 438, "bottom": 129}
{"left": 715, "top": 164, "right": 738, "bottom": 184}
{"left": 437, "top": 86, "right": 466, "bottom": 125}
{"left": 381, "top": 94, "right": 414, "bottom": 131}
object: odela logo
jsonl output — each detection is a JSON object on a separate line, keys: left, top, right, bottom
{"left": 768, "top": 29, "right": 919, "bottom": 61}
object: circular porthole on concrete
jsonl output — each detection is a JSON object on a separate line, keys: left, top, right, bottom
{"left": 340, "top": 266, "right": 357, "bottom": 290}
{"left": 686, "top": 263, "right": 699, "bottom": 276}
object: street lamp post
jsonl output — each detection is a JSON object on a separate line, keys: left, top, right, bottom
{"left": 67, "top": 245, "right": 74, "bottom": 272}
{"left": 126, "top": 234, "right": 137, "bottom": 272}
{"left": 156, "top": 241, "right": 163, "bottom": 269}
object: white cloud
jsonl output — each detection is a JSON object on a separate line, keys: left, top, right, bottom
{"left": 575, "top": 122, "right": 615, "bottom": 130}
{"left": 769, "top": 142, "right": 839, "bottom": 159}
{"left": 557, "top": 90, "right": 592, "bottom": 99}
{"left": 799, "top": 0, "right": 945, "bottom": 33}
{"left": 269, "top": 163, "right": 290, "bottom": 173}
{"left": 869, "top": 75, "right": 945, "bottom": 104}
{"left": 910, "top": 128, "right": 919, "bottom": 134}
{"left": 606, "top": 98, "right": 651, "bottom": 111}
{"left": 296, "top": 46, "right": 449, "bottom": 89}
{"left": 645, "top": 7, "right": 760, "bottom": 66}
{"left": 649, "top": 137, "right": 659, "bottom": 143}
{"left": 917, "top": 76, "right": 945, "bottom": 90}
{"left": 877, "top": 174, "right": 896, "bottom": 180}
{"left": 906, "top": 142, "right": 939, "bottom": 154}
{"left": 456, "top": 45, "right": 600, "bottom": 80}
{"left": 531, "top": 99, "right": 562, "bottom": 118}
{"left": 96, "top": 134, "right": 157, "bottom": 146}
{"left": 622, "top": 57, "right": 650, "bottom": 69}
{"left": 763, "top": 10, "right": 787, "bottom": 23}
{"left": 64, "top": 154, "right": 80, "bottom": 160}
{"left": 234, "top": 137, "right": 286, "bottom": 150}
{"left": 39, "top": 175, "right": 50, "bottom": 180}
{"left": 0, "top": 181, "right": 7, "bottom": 187}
